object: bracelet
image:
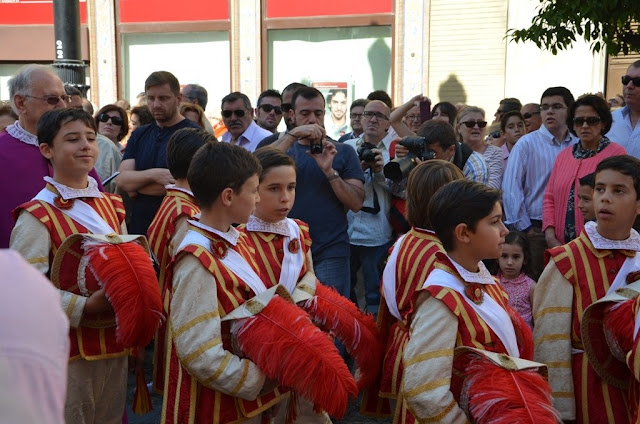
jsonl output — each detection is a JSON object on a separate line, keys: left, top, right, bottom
{"left": 326, "top": 170, "right": 340, "bottom": 181}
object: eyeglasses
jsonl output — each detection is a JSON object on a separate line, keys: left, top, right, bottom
{"left": 405, "top": 114, "right": 421, "bottom": 121}
{"left": 258, "top": 104, "right": 282, "bottom": 114}
{"left": 522, "top": 111, "right": 540, "bottom": 119}
{"left": 540, "top": 103, "right": 567, "bottom": 111}
{"left": 622, "top": 75, "right": 640, "bottom": 87}
{"left": 281, "top": 103, "right": 293, "bottom": 114}
{"left": 25, "top": 94, "right": 70, "bottom": 105}
{"left": 97, "top": 113, "right": 124, "bottom": 125}
{"left": 573, "top": 116, "right": 602, "bottom": 126}
{"left": 460, "top": 120, "right": 487, "bottom": 128}
{"left": 362, "top": 111, "right": 389, "bottom": 121}
{"left": 350, "top": 113, "right": 363, "bottom": 119}
{"left": 221, "top": 109, "right": 246, "bottom": 118}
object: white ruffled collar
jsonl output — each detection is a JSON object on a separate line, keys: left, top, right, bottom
{"left": 447, "top": 254, "right": 496, "bottom": 285}
{"left": 165, "top": 184, "right": 193, "bottom": 196}
{"left": 6, "top": 121, "right": 38, "bottom": 147}
{"left": 584, "top": 221, "right": 640, "bottom": 251}
{"left": 188, "top": 219, "right": 240, "bottom": 246}
{"left": 44, "top": 176, "right": 102, "bottom": 200}
{"left": 246, "top": 215, "right": 293, "bottom": 237}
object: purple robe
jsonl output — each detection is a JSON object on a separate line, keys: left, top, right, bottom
{"left": 0, "top": 130, "right": 104, "bottom": 248}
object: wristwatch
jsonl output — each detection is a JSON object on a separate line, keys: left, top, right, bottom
{"left": 326, "top": 169, "right": 340, "bottom": 181}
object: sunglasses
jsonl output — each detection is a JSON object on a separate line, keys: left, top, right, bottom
{"left": 97, "top": 113, "right": 124, "bottom": 125}
{"left": 258, "top": 104, "right": 282, "bottom": 114}
{"left": 460, "top": 120, "right": 487, "bottom": 128}
{"left": 25, "top": 94, "right": 71, "bottom": 105}
{"left": 281, "top": 103, "right": 293, "bottom": 114}
{"left": 622, "top": 75, "right": 640, "bottom": 87}
{"left": 221, "top": 109, "right": 246, "bottom": 118}
{"left": 523, "top": 111, "right": 540, "bottom": 119}
{"left": 573, "top": 116, "right": 601, "bottom": 126}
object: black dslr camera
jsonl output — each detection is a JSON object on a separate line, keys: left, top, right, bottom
{"left": 383, "top": 136, "right": 436, "bottom": 182}
{"left": 357, "top": 141, "right": 377, "bottom": 163}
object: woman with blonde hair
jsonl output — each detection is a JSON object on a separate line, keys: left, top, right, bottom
{"left": 179, "top": 103, "right": 206, "bottom": 129}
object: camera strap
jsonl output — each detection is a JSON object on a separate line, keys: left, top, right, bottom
{"left": 360, "top": 169, "right": 381, "bottom": 215}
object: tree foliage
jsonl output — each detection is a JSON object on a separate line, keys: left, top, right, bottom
{"left": 508, "top": 0, "right": 640, "bottom": 56}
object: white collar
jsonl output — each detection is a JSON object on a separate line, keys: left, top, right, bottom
{"left": 584, "top": 221, "right": 640, "bottom": 251}
{"left": 44, "top": 176, "right": 102, "bottom": 200}
{"left": 188, "top": 219, "right": 240, "bottom": 246}
{"left": 246, "top": 215, "right": 294, "bottom": 237}
{"left": 6, "top": 121, "right": 38, "bottom": 147}
{"left": 447, "top": 254, "right": 496, "bottom": 285}
{"left": 354, "top": 132, "right": 394, "bottom": 152}
{"left": 165, "top": 184, "right": 194, "bottom": 196}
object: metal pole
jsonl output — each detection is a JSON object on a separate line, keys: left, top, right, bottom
{"left": 52, "top": 0, "right": 89, "bottom": 96}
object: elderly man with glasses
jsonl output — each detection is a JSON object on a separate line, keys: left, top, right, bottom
{"left": 0, "top": 64, "right": 104, "bottom": 248}
{"left": 521, "top": 103, "right": 542, "bottom": 133}
{"left": 219, "top": 91, "right": 271, "bottom": 152}
{"left": 607, "top": 60, "right": 640, "bottom": 158}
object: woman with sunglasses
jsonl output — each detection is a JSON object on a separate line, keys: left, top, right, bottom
{"left": 542, "top": 94, "right": 626, "bottom": 248}
{"left": 455, "top": 106, "right": 504, "bottom": 189}
{"left": 94, "top": 105, "right": 129, "bottom": 150}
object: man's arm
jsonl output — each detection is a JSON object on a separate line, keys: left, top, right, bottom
{"left": 389, "top": 94, "right": 426, "bottom": 138}
{"left": 115, "top": 158, "right": 175, "bottom": 197}
{"left": 271, "top": 124, "right": 326, "bottom": 152}
{"left": 312, "top": 140, "right": 364, "bottom": 212}
{"left": 502, "top": 142, "right": 532, "bottom": 231}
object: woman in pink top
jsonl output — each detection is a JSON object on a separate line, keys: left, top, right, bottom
{"left": 543, "top": 94, "right": 626, "bottom": 246}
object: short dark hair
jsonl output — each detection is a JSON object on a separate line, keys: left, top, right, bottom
{"left": 37, "top": 108, "right": 96, "bottom": 147}
{"left": 282, "top": 82, "right": 307, "bottom": 97}
{"left": 630, "top": 60, "right": 640, "bottom": 70}
{"left": 499, "top": 98, "right": 522, "bottom": 112}
{"left": 130, "top": 105, "right": 154, "bottom": 126}
{"left": 350, "top": 98, "right": 369, "bottom": 111}
{"left": 187, "top": 142, "right": 262, "bottom": 209}
{"left": 417, "top": 120, "right": 458, "bottom": 150}
{"left": 257, "top": 89, "right": 282, "bottom": 107}
{"left": 183, "top": 84, "right": 208, "bottom": 109}
{"left": 291, "top": 87, "right": 325, "bottom": 110}
{"left": 221, "top": 91, "right": 252, "bottom": 111}
{"left": 579, "top": 172, "right": 595, "bottom": 188}
{"left": 541, "top": 86, "right": 575, "bottom": 109}
{"left": 64, "top": 85, "right": 82, "bottom": 97}
{"left": 428, "top": 179, "right": 502, "bottom": 251}
{"left": 145, "top": 71, "right": 180, "bottom": 96}
{"left": 567, "top": 94, "right": 613, "bottom": 136}
{"left": 254, "top": 146, "right": 296, "bottom": 181}
{"left": 504, "top": 231, "right": 531, "bottom": 275}
{"left": 367, "top": 90, "right": 393, "bottom": 109}
{"left": 406, "top": 160, "right": 464, "bottom": 229}
{"left": 595, "top": 155, "right": 640, "bottom": 200}
{"left": 94, "top": 104, "right": 129, "bottom": 141}
{"left": 430, "top": 102, "right": 457, "bottom": 126}
{"left": 167, "top": 128, "right": 216, "bottom": 180}
{"left": 500, "top": 111, "right": 525, "bottom": 132}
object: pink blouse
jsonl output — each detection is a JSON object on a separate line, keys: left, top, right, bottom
{"left": 499, "top": 272, "right": 535, "bottom": 328}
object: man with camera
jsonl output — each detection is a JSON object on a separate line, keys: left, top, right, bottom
{"left": 270, "top": 86, "right": 364, "bottom": 299}
{"left": 344, "top": 100, "right": 394, "bottom": 315}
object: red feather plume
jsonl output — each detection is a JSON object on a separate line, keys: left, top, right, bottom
{"left": 300, "top": 282, "right": 383, "bottom": 390}
{"left": 84, "top": 241, "right": 163, "bottom": 348}
{"left": 463, "top": 356, "right": 560, "bottom": 424}
{"left": 232, "top": 295, "right": 358, "bottom": 418}
{"left": 604, "top": 299, "right": 635, "bottom": 361}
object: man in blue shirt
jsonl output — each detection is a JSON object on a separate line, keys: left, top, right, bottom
{"left": 116, "top": 71, "right": 200, "bottom": 235}
{"left": 271, "top": 86, "right": 365, "bottom": 299}
{"left": 607, "top": 60, "right": 640, "bottom": 158}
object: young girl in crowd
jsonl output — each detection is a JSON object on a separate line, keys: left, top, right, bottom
{"left": 497, "top": 231, "right": 535, "bottom": 328}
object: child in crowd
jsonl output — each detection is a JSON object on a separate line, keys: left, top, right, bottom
{"left": 361, "top": 160, "right": 464, "bottom": 421}
{"left": 577, "top": 172, "right": 596, "bottom": 222}
{"left": 499, "top": 110, "right": 526, "bottom": 166}
{"left": 534, "top": 155, "right": 640, "bottom": 423}
{"left": 402, "top": 179, "right": 556, "bottom": 423}
{"left": 10, "top": 109, "right": 130, "bottom": 423}
{"left": 497, "top": 231, "right": 535, "bottom": 328}
{"left": 146, "top": 127, "right": 214, "bottom": 393}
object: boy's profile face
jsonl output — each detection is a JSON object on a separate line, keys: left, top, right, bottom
{"left": 465, "top": 202, "right": 509, "bottom": 260}
{"left": 594, "top": 169, "right": 640, "bottom": 239}
{"left": 40, "top": 119, "right": 98, "bottom": 182}
{"left": 577, "top": 185, "right": 595, "bottom": 222}
{"left": 255, "top": 165, "right": 296, "bottom": 223}
{"left": 229, "top": 174, "right": 260, "bottom": 225}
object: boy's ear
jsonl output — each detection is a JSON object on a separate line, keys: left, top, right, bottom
{"left": 453, "top": 223, "right": 471, "bottom": 245}
{"left": 220, "top": 187, "right": 234, "bottom": 207}
{"left": 39, "top": 142, "right": 53, "bottom": 160}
